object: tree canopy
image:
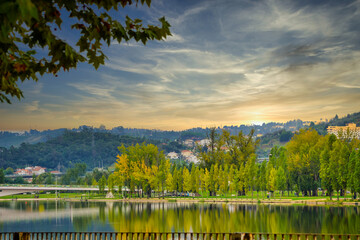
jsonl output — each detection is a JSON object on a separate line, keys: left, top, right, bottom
{"left": 0, "top": 0, "right": 171, "bottom": 103}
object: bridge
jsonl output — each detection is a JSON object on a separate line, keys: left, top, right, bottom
{"left": 5, "top": 173, "right": 64, "bottom": 179}
{"left": 1, "top": 232, "right": 359, "bottom": 240}
{"left": 0, "top": 184, "right": 102, "bottom": 197}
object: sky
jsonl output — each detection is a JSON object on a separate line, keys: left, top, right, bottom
{"left": 1, "top": 0, "right": 360, "bottom": 131}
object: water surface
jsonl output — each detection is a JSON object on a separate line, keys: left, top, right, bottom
{"left": 0, "top": 201, "right": 359, "bottom": 233}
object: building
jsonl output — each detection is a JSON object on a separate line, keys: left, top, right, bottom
{"left": 183, "top": 139, "right": 194, "bottom": 147}
{"left": 167, "top": 152, "right": 179, "bottom": 160}
{"left": 15, "top": 166, "right": 46, "bottom": 176}
{"left": 181, "top": 150, "right": 193, "bottom": 158}
{"left": 327, "top": 123, "right": 360, "bottom": 139}
{"left": 187, "top": 155, "right": 199, "bottom": 164}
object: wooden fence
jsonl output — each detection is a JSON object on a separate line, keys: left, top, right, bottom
{"left": 0, "top": 233, "right": 359, "bottom": 240}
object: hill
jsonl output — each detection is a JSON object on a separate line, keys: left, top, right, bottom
{"left": 0, "top": 129, "right": 175, "bottom": 170}
{"left": 311, "top": 112, "right": 360, "bottom": 135}
{"left": 0, "top": 119, "right": 308, "bottom": 148}
{"left": 256, "top": 129, "right": 294, "bottom": 158}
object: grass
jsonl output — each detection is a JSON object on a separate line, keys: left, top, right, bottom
{"left": 1, "top": 190, "right": 358, "bottom": 204}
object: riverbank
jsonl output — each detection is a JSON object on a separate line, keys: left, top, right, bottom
{"left": 1, "top": 197, "right": 359, "bottom": 206}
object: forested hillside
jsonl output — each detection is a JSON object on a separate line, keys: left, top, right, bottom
{"left": 0, "top": 118, "right": 309, "bottom": 148}
{"left": 256, "top": 130, "right": 294, "bottom": 158}
{"left": 0, "top": 129, "right": 166, "bottom": 170}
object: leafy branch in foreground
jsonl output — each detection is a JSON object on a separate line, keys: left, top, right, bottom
{"left": 0, "top": 0, "right": 171, "bottom": 103}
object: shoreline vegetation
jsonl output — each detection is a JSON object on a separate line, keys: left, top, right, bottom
{"left": 2, "top": 128, "right": 360, "bottom": 204}
{"left": 1, "top": 194, "right": 359, "bottom": 206}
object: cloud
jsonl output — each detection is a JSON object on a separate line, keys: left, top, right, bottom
{"left": 2, "top": 0, "right": 360, "bottom": 131}
{"left": 164, "top": 33, "right": 185, "bottom": 43}
{"left": 24, "top": 101, "right": 39, "bottom": 113}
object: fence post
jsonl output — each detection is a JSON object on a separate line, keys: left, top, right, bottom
{"left": 229, "top": 233, "right": 242, "bottom": 240}
{"left": 13, "top": 233, "right": 31, "bottom": 240}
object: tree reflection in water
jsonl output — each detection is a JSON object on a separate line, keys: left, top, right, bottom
{"left": 0, "top": 201, "right": 359, "bottom": 234}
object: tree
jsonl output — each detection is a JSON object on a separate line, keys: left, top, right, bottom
{"left": 108, "top": 174, "right": 115, "bottom": 194}
{"left": 4, "top": 167, "right": 13, "bottom": 175}
{"left": 171, "top": 168, "right": 179, "bottom": 195}
{"left": 337, "top": 143, "right": 349, "bottom": 198}
{"left": 268, "top": 168, "right": 277, "bottom": 198}
{"left": 286, "top": 129, "right": 321, "bottom": 196}
{"left": 114, "top": 153, "right": 130, "bottom": 194}
{"left": 201, "top": 169, "right": 210, "bottom": 197}
{"left": 348, "top": 150, "right": 357, "bottom": 199}
{"left": 158, "top": 159, "right": 170, "bottom": 197}
{"left": 0, "top": 0, "right": 171, "bottom": 103}
{"left": 166, "top": 172, "right": 173, "bottom": 193}
{"left": 92, "top": 177, "right": 98, "bottom": 186}
{"left": 329, "top": 141, "right": 342, "bottom": 200}
{"left": 320, "top": 145, "right": 333, "bottom": 199}
{"left": 244, "top": 157, "right": 256, "bottom": 197}
{"left": 202, "top": 168, "right": 210, "bottom": 197}
{"left": 275, "top": 167, "right": 286, "bottom": 198}
{"left": 259, "top": 161, "right": 267, "bottom": 197}
{"left": 183, "top": 167, "right": 191, "bottom": 193}
{"left": 99, "top": 175, "right": 107, "bottom": 194}
{"left": 60, "top": 163, "right": 87, "bottom": 185}
{"left": 219, "top": 165, "right": 229, "bottom": 197}
{"left": 190, "top": 165, "right": 198, "bottom": 193}
{"left": 355, "top": 151, "right": 360, "bottom": 197}
{"left": 0, "top": 168, "right": 5, "bottom": 184}
{"left": 34, "top": 172, "right": 54, "bottom": 184}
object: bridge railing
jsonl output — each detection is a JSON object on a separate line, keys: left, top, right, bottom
{"left": 0, "top": 184, "right": 98, "bottom": 189}
{"left": 0, "top": 184, "right": 134, "bottom": 191}
{"left": 0, "top": 232, "right": 359, "bottom": 240}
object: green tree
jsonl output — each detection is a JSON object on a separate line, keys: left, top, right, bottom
{"left": 171, "top": 168, "right": 178, "bottom": 195}
{"left": 92, "top": 177, "right": 98, "bottom": 187}
{"left": 268, "top": 168, "right": 277, "bottom": 198}
{"left": 190, "top": 165, "right": 198, "bottom": 193}
{"left": 1, "top": 0, "right": 171, "bottom": 103}
{"left": 275, "top": 166, "right": 286, "bottom": 198}
{"left": 0, "top": 168, "right": 5, "bottom": 183}
{"left": 348, "top": 150, "right": 357, "bottom": 199}
{"left": 329, "top": 141, "right": 342, "bottom": 200}
{"left": 34, "top": 172, "right": 55, "bottom": 184}
{"left": 286, "top": 129, "right": 321, "bottom": 196}
{"left": 99, "top": 175, "right": 106, "bottom": 194}
{"left": 259, "top": 161, "right": 267, "bottom": 197}
{"left": 108, "top": 174, "right": 115, "bottom": 194}
{"left": 244, "top": 157, "right": 256, "bottom": 197}
{"left": 166, "top": 172, "right": 173, "bottom": 193}
{"left": 158, "top": 159, "right": 169, "bottom": 196}
{"left": 320, "top": 146, "right": 333, "bottom": 199}
{"left": 355, "top": 151, "right": 360, "bottom": 197}
{"left": 183, "top": 167, "right": 191, "bottom": 193}
{"left": 219, "top": 165, "right": 229, "bottom": 197}
{"left": 4, "top": 167, "right": 13, "bottom": 175}
{"left": 201, "top": 168, "right": 210, "bottom": 197}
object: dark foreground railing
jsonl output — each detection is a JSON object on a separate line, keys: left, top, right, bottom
{"left": 0, "top": 233, "right": 359, "bottom": 240}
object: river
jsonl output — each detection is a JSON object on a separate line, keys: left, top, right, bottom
{"left": 0, "top": 201, "right": 359, "bottom": 233}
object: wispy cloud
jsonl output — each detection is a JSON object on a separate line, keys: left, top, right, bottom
{"left": 1, "top": 0, "right": 360, "bottom": 130}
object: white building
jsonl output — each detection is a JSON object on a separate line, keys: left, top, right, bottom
{"left": 167, "top": 152, "right": 179, "bottom": 159}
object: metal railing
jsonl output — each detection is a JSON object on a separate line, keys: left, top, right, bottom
{"left": 0, "top": 233, "right": 360, "bottom": 240}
